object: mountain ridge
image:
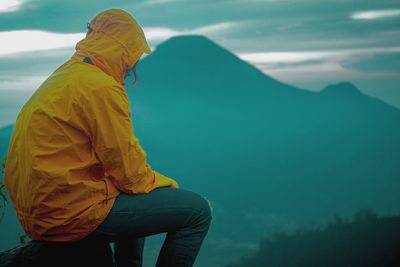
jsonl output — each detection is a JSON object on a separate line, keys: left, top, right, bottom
{"left": 137, "top": 34, "right": 310, "bottom": 96}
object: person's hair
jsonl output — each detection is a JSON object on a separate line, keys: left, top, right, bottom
{"left": 125, "top": 59, "right": 140, "bottom": 87}
{"left": 129, "top": 65, "right": 140, "bottom": 87}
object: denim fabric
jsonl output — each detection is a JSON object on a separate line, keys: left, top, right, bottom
{"left": 84, "top": 187, "right": 213, "bottom": 267}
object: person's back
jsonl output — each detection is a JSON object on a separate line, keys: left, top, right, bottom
{"left": 5, "top": 8, "right": 212, "bottom": 267}
{"left": 5, "top": 55, "right": 122, "bottom": 241}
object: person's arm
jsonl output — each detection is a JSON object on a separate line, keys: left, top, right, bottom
{"left": 82, "top": 85, "right": 179, "bottom": 194}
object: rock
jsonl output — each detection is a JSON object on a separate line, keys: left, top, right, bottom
{"left": 0, "top": 239, "right": 113, "bottom": 267}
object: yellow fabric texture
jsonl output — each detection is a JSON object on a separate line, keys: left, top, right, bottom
{"left": 4, "top": 8, "right": 179, "bottom": 242}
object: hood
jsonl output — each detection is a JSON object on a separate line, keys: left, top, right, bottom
{"left": 73, "top": 9, "right": 152, "bottom": 86}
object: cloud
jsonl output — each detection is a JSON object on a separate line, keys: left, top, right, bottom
{"left": 142, "top": 0, "right": 181, "bottom": 5}
{"left": 143, "top": 27, "right": 181, "bottom": 42}
{"left": 351, "top": 9, "right": 400, "bottom": 20}
{"left": 190, "top": 22, "right": 242, "bottom": 35}
{"left": 238, "top": 47, "right": 400, "bottom": 83}
{"left": 0, "top": 30, "right": 85, "bottom": 56}
{"left": 144, "top": 20, "right": 247, "bottom": 44}
{"left": 0, "top": 75, "right": 47, "bottom": 91}
{"left": 342, "top": 52, "right": 400, "bottom": 73}
{"left": 0, "top": 20, "right": 247, "bottom": 57}
{"left": 0, "top": 0, "right": 22, "bottom": 13}
{"left": 0, "top": 48, "right": 73, "bottom": 77}
{"left": 265, "top": 62, "right": 364, "bottom": 83}
{"left": 238, "top": 47, "right": 400, "bottom": 64}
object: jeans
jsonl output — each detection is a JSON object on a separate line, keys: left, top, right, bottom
{"left": 83, "top": 187, "right": 213, "bottom": 267}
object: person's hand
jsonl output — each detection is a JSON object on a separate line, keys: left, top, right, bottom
{"left": 170, "top": 179, "right": 179, "bottom": 189}
{"left": 153, "top": 171, "right": 180, "bottom": 190}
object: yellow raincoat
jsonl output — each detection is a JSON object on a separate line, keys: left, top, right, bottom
{"left": 4, "top": 9, "right": 179, "bottom": 242}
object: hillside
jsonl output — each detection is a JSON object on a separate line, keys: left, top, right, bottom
{"left": 227, "top": 209, "right": 400, "bottom": 267}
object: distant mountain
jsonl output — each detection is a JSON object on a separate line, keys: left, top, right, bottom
{"left": 128, "top": 35, "right": 400, "bottom": 266}
{"left": 1, "top": 35, "right": 400, "bottom": 267}
{"left": 322, "top": 81, "right": 361, "bottom": 95}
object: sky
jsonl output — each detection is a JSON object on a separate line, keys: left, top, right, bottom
{"left": 0, "top": 0, "right": 400, "bottom": 126}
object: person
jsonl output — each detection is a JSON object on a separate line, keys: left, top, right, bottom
{"left": 4, "top": 8, "right": 212, "bottom": 267}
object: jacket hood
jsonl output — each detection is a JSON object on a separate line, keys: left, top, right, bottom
{"left": 73, "top": 8, "right": 152, "bottom": 85}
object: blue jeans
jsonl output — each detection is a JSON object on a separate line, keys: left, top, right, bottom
{"left": 84, "top": 187, "right": 213, "bottom": 267}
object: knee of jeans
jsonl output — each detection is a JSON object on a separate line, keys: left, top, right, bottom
{"left": 200, "top": 196, "right": 213, "bottom": 222}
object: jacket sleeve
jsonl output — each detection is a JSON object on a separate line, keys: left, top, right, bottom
{"left": 82, "top": 85, "right": 179, "bottom": 194}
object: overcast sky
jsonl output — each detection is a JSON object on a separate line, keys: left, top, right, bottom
{"left": 0, "top": 0, "right": 400, "bottom": 126}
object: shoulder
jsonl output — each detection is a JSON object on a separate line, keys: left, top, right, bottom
{"left": 68, "top": 62, "right": 127, "bottom": 103}
{"left": 72, "top": 62, "right": 124, "bottom": 92}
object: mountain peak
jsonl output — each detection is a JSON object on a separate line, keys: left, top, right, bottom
{"left": 149, "top": 34, "right": 238, "bottom": 63}
{"left": 321, "top": 81, "right": 361, "bottom": 95}
{"left": 161, "top": 34, "right": 214, "bottom": 45}
{"left": 138, "top": 33, "right": 271, "bottom": 83}
{"left": 137, "top": 34, "right": 290, "bottom": 94}
{"left": 155, "top": 34, "right": 220, "bottom": 51}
